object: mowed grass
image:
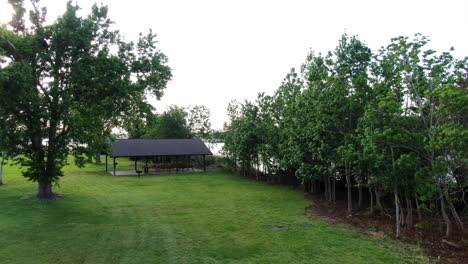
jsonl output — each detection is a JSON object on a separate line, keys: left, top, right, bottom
{"left": 0, "top": 158, "right": 426, "bottom": 264}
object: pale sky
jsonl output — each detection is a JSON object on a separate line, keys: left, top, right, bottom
{"left": 1, "top": 0, "right": 467, "bottom": 130}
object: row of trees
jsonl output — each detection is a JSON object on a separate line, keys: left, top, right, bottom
{"left": 223, "top": 34, "right": 467, "bottom": 238}
{"left": 126, "top": 105, "right": 213, "bottom": 140}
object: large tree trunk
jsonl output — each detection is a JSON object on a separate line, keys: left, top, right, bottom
{"left": 369, "top": 187, "right": 374, "bottom": 216}
{"left": 95, "top": 151, "right": 101, "bottom": 164}
{"left": 37, "top": 182, "right": 56, "bottom": 199}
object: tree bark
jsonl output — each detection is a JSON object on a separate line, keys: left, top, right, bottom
{"left": 443, "top": 185, "right": 464, "bottom": 233}
{"left": 375, "top": 188, "right": 384, "bottom": 217}
{"left": 414, "top": 193, "right": 422, "bottom": 221}
{"left": 358, "top": 185, "right": 363, "bottom": 208}
{"left": 332, "top": 177, "right": 336, "bottom": 203}
{"left": 95, "top": 151, "right": 101, "bottom": 164}
{"left": 395, "top": 185, "right": 401, "bottom": 238}
{"left": 255, "top": 156, "right": 259, "bottom": 181}
{"left": 405, "top": 194, "right": 413, "bottom": 227}
{"left": 439, "top": 190, "right": 452, "bottom": 238}
{"left": 390, "top": 145, "right": 400, "bottom": 238}
{"left": 369, "top": 187, "right": 374, "bottom": 216}
{"left": 37, "top": 182, "right": 55, "bottom": 199}
{"left": 346, "top": 162, "right": 352, "bottom": 213}
{"left": 324, "top": 177, "right": 329, "bottom": 201}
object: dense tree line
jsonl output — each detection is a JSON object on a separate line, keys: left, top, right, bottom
{"left": 223, "top": 34, "right": 467, "bottom": 238}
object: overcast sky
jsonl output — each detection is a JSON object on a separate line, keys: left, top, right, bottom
{"left": 1, "top": 0, "right": 467, "bottom": 129}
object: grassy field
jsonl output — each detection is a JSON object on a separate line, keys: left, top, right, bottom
{"left": 0, "top": 158, "right": 427, "bottom": 264}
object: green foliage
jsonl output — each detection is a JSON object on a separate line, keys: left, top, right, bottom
{"left": 187, "top": 105, "right": 213, "bottom": 140}
{"left": 143, "top": 106, "right": 192, "bottom": 139}
{"left": 0, "top": 1, "right": 172, "bottom": 194}
{"left": 414, "top": 220, "right": 432, "bottom": 231}
{"left": 223, "top": 33, "right": 467, "bottom": 235}
{"left": 129, "top": 104, "right": 213, "bottom": 140}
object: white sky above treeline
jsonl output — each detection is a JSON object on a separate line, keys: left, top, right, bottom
{"left": 1, "top": 0, "right": 467, "bottom": 130}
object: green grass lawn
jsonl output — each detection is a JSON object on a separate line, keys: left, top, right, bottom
{"left": 0, "top": 158, "right": 427, "bottom": 264}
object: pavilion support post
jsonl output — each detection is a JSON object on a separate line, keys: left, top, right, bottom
{"left": 113, "top": 157, "right": 116, "bottom": 175}
{"left": 105, "top": 154, "right": 108, "bottom": 172}
{"left": 203, "top": 155, "right": 206, "bottom": 172}
{"left": 134, "top": 157, "right": 137, "bottom": 171}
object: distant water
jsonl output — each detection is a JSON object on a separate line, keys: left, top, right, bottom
{"left": 204, "top": 142, "right": 266, "bottom": 172}
{"left": 205, "top": 142, "right": 224, "bottom": 156}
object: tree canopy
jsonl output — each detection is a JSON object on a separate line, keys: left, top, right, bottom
{"left": 129, "top": 105, "right": 213, "bottom": 140}
{"left": 0, "top": 1, "right": 172, "bottom": 198}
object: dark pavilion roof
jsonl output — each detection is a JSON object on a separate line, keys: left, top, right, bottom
{"left": 111, "top": 138, "right": 213, "bottom": 157}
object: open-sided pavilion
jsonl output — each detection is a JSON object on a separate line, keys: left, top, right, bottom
{"left": 107, "top": 138, "right": 213, "bottom": 175}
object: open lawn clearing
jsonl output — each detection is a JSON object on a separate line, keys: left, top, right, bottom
{"left": 0, "top": 158, "right": 427, "bottom": 264}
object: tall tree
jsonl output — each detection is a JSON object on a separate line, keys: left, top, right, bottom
{"left": 0, "top": 1, "right": 172, "bottom": 198}
{"left": 187, "top": 105, "right": 212, "bottom": 140}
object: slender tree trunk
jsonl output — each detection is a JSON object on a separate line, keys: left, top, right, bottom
{"left": 255, "top": 156, "right": 259, "bottom": 181}
{"left": 439, "top": 189, "right": 452, "bottom": 238}
{"left": 414, "top": 193, "right": 422, "bottom": 221}
{"left": 395, "top": 185, "right": 401, "bottom": 238}
{"left": 346, "top": 162, "right": 352, "bottom": 213}
{"left": 37, "top": 181, "right": 55, "bottom": 199}
{"left": 405, "top": 194, "right": 413, "bottom": 227}
{"left": 332, "top": 177, "right": 336, "bottom": 203}
{"left": 268, "top": 166, "right": 271, "bottom": 182}
{"left": 375, "top": 188, "right": 384, "bottom": 216}
{"left": 323, "top": 178, "right": 329, "bottom": 201}
{"left": 399, "top": 194, "right": 405, "bottom": 227}
{"left": 369, "top": 187, "right": 374, "bottom": 216}
{"left": 390, "top": 145, "right": 400, "bottom": 237}
{"left": 358, "top": 185, "right": 363, "bottom": 208}
{"left": 462, "top": 188, "right": 468, "bottom": 210}
{"left": 443, "top": 185, "right": 464, "bottom": 233}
